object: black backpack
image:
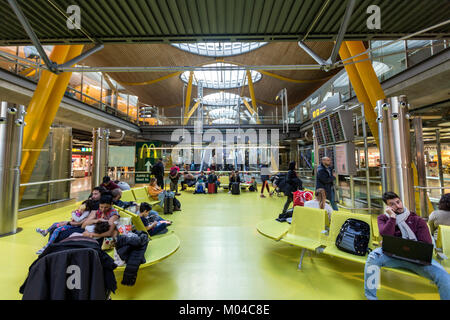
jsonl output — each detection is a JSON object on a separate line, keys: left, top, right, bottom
{"left": 335, "top": 219, "right": 371, "bottom": 256}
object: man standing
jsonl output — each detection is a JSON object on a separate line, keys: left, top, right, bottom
{"left": 364, "top": 192, "right": 450, "bottom": 300}
{"left": 152, "top": 158, "right": 165, "bottom": 189}
{"left": 316, "top": 157, "right": 338, "bottom": 211}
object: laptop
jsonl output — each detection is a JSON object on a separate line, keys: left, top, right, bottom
{"left": 382, "top": 235, "right": 433, "bottom": 266}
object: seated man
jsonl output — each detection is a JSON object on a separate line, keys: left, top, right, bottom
{"left": 88, "top": 186, "right": 108, "bottom": 210}
{"left": 248, "top": 177, "right": 257, "bottom": 192}
{"left": 207, "top": 170, "right": 220, "bottom": 193}
{"left": 180, "top": 171, "right": 196, "bottom": 190}
{"left": 100, "top": 176, "right": 120, "bottom": 191}
{"left": 138, "top": 202, "right": 172, "bottom": 236}
{"left": 194, "top": 171, "right": 207, "bottom": 194}
{"left": 111, "top": 188, "right": 137, "bottom": 211}
{"left": 364, "top": 191, "right": 450, "bottom": 300}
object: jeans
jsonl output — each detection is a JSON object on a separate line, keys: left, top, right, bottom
{"left": 364, "top": 247, "right": 450, "bottom": 300}
{"left": 329, "top": 189, "right": 339, "bottom": 211}
{"left": 282, "top": 195, "right": 293, "bottom": 214}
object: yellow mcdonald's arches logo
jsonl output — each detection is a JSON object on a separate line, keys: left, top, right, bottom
{"left": 139, "top": 143, "right": 158, "bottom": 159}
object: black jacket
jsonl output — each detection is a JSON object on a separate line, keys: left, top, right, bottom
{"left": 282, "top": 170, "right": 303, "bottom": 196}
{"left": 315, "top": 164, "right": 335, "bottom": 200}
{"left": 116, "top": 231, "right": 149, "bottom": 286}
{"left": 151, "top": 161, "right": 164, "bottom": 177}
{"left": 20, "top": 238, "right": 117, "bottom": 299}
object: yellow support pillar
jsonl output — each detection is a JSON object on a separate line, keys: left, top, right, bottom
{"left": 20, "top": 45, "right": 84, "bottom": 200}
{"left": 184, "top": 71, "right": 194, "bottom": 119}
{"left": 246, "top": 70, "right": 260, "bottom": 124}
{"left": 341, "top": 41, "right": 431, "bottom": 216}
{"left": 184, "top": 101, "right": 200, "bottom": 125}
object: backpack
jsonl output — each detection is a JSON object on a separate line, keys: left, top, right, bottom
{"left": 195, "top": 183, "right": 205, "bottom": 194}
{"left": 335, "top": 219, "right": 371, "bottom": 256}
{"left": 293, "top": 190, "right": 313, "bottom": 207}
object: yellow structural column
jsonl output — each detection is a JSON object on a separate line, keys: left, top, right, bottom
{"left": 341, "top": 41, "right": 431, "bottom": 216}
{"left": 184, "top": 101, "right": 200, "bottom": 125}
{"left": 184, "top": 71, "right": 194, "bottom": 119}
{"left": 20, "top": 45, "right": 84, "bottom": 200}
{"left": 246, "top": 70, "right": 260, "bottom": 124}
{"left": 339, "top": 42, "right": 379, "bottom": 145}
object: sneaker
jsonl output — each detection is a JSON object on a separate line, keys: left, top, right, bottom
{"left": 260, "top": 194, "right": 266, "bottom": 198}
{"left": 36, "top": 248, "right": 45, "bottom": 255}
{"left": 228, "top": 191, "right": 231, "bottom": 194}
{"left": 175, "top": 193, "right": 181, "bottom": 196}
{"left": 36, "top": 228, "right": 47, "bottom": 237}
{"left": 113, "top": 248, "right": 126, "bottom": 267}
{"left": 174, "top": 207, "right": 181, "bottom": 211}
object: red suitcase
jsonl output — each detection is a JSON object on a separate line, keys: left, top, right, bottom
{"left": 208, "top": 183, "right": 217, "bottom": 194}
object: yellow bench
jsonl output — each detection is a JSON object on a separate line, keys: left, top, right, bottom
{"left": 256, "top": 220, "right": 291, "bottom": 241}
{"left": 436, "top": 225, "right": 450, "bottom": 272}
{"left": 120, "top": 190, "right": 135, "bottom": 202}
{"left": 280, "top": 206, "right": 327, "bottom": 269}
{"left": 131, "top": 187, "right": 161, "bottom": 207}
{"left": 110, "top": 208, "right": 180, "bottom": 271}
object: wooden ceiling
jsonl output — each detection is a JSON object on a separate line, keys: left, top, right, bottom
{"left": 82, "top": 41, "right": 342, "bottom": 117}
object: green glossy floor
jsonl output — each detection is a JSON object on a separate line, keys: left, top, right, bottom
{"left": 0, "top": 188, "right": 441, "bottom": 300}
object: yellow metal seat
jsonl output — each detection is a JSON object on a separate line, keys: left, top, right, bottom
{"left": 281, "top": 206, "right": 327, "bottom": 250}
{"left": 322, "top": 211, "right": 374, "bottom": 264}
{"left": 256, "top": 220, "right": 291, "bottom": 241}
{"left": 219, "top": 175, "right": 230, "bottom": 189}
{"left": 436, "top": 225, "right": 450, "bottom": 272}
{"left": 120, "top": 190, "right": 135, "bottom": 202}
{"left": 131, "top": 187, "right": 160, "bottom": 206}
{"left": 280, "top": 206, "right": 327, "bottom": 269}
{"left": 111, "top": 207, "right": 180, "bottom": 271}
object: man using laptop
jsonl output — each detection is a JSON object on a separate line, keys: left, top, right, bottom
{"left": 364, "top": 191, "right": 450, "bottom": 300}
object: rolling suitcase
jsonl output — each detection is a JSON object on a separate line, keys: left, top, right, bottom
{"left": 164, "top": 191, "right": 175, "bottom": 214}
{"left": 208, "top": 183, "right": 217, "bottom": 194}
{"left": 231, "top": 182, "right": 240, "bottom": 195}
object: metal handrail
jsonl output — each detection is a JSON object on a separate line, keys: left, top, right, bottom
{"left": 20, "top": 178, "right": 75, "bottom": 187}
{"left": 414, "top": 186, "right": 450, "bottom": 190}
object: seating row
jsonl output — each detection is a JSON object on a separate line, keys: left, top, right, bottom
{"left": 106, "top": 202, "right": 180, "bottom": 271}
{"left": 120, "top": 187, "right": 161, "bottom": 207}
{"left": 257, "top": 207, "right": 450, "bottom": 278}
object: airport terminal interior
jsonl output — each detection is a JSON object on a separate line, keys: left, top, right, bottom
{"left": 0, "top": 0, "right": 450, "bottom": 300}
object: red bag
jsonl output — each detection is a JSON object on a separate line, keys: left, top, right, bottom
{"left": 293, "top": 190, "right": 314, "bottom": 207}
{"left": 208, "top": 183, "right": 217, "bottom": 194}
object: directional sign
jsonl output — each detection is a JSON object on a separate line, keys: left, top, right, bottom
{"left": 135, "top": 142, "right": 161, "bottom": 184}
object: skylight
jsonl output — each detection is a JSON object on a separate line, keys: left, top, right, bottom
{"left": 172, "top": 42, "right": 267, "bottom": 57}
{"left": 181, "top": 63, "right": 262, "bottom": 89}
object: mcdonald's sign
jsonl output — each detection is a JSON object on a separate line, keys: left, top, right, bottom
{"left": 135, "top": 142, "right": 161, "bottom": 184}
{"left": 139, "top": 143, "right": 158, "bottom": 160}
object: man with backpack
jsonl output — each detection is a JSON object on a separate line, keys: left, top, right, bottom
{"left": 169, "top": 166, "right": 181, "bottom": 196}
{"left": 364, "top": 192, "right": 450, "bottom": 300}
{"left": 194, "top": 171, "right": 207, "bottom": 194}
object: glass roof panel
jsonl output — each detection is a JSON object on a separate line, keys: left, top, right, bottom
{"left": 172, "top": 42, "right": 267, "bottom": 57}
{"left": 181, "top": 63, "right": 261, "bottom": 89}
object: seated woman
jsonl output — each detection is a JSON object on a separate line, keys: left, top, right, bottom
{"left": 36, "top": 200, "right": 94, "bottom": 237}
{"left": 304, "top": 188, "right": 334, "bottom": 221}
{"left": 138, "top": 202, "right": 172, "bottom": 236}
{"left": 148, "top": 178, "right": 181, "bottom": 211}
{"left": 428, "top": 193, "right": 450, "bottom": 240}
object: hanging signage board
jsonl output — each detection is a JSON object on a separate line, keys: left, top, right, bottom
{"left": 135, "top": 142, "right": 160, "bottom": 184}
{"left": 311, "top": 93, "right": 342, "bottom": 120}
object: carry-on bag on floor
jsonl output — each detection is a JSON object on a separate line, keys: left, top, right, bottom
{"left": 164, "top": 191, "right": 175, "bottom": 214}
{"left": 231, "top": 182, "right": 240, "bottom": 195}
{"left": 208, "top": 183, "right": 217, "bottom": 194}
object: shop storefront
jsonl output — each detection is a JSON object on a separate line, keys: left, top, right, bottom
{"left": 72, "top": 148, "right": 92, "bottom": 178}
